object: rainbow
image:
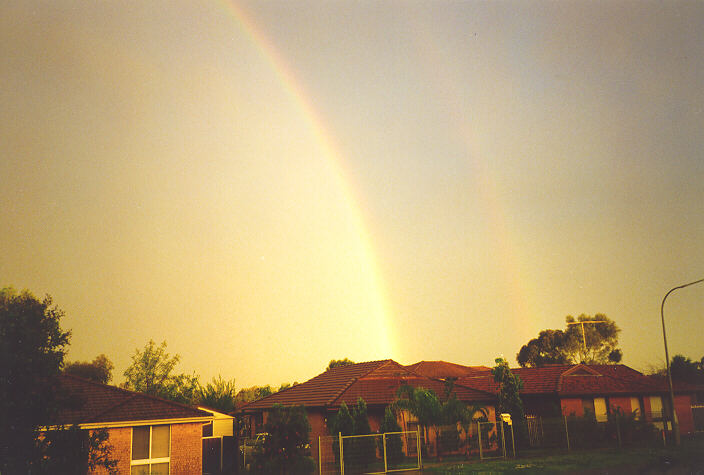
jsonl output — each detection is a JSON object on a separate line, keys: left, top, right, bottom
{"left": 219, "top": 1, "right": 397, "bottom": 358}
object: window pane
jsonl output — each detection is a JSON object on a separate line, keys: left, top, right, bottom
{"left": 151, "top": 425, "right": 170, "bottom": 458}
{"left": 594, "top": 397, "right": 608, "bottom": 422}
{"left": 132, "top": 427, "right": 150, "bottom": 460}
{"left": 131, "top": 465, "right": 149, "bottom": 475}
{"left": 151, "top": 462, "right": 169, "bottom": 475}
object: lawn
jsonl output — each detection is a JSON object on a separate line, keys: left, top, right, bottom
{"left": 421, "top": 437, "right": 704, "bottom": 473}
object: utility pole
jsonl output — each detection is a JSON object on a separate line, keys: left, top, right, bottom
{"left": 567, "top": 320, "right": 607, "bottom": 361}
{"left": 661, "top": 277, "right": 704, "bottom": 446}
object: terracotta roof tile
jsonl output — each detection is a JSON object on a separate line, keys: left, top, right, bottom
{"left": 405, "top": 361, "right": 491, "bottom": 378}
{"left": 56, "top": 374, "right": 211, "bottom": 425}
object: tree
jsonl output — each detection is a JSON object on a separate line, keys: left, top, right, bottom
{"left": 564, "top": 314, "right": 621, "bottom": 364}
{"left": 253, "top": 404, "right": 314, "bottom": 474}
{"left": 327, "top": 358, "right": 355, "bottom": 371}
{"left": 64, "top": 354, "right": 114, "bottom": 384}
{"left": 351, "top": 398, "right": 376, "bottom": 467}
{"left": 516, "top": 330, "right": 571, "bottom": 368}
{"left": 41, "top": 426, "right": 118, "bottom": 474}
{"left": 123, "top": 340, "right": 200, "bottom": 405}
{"left": 667, "top": 354, "right": 704, "bottom": 385}
{"left": 492, "top": 358, "right": 528, "bottom": 445}
{"left": 0, "top": 287, "right": 71, "bottom": 473}
{"left": 516, "top": 314, "right": 622, "bottom": 367}
{"left": 379, "top": 406, "right": 403, "bottom": 464}
{"left": 199, "top": 375, "right": 237, "bottom": 413}
{"left": 234, "top": 385, "right": 274, "bottom": 407}
{"left": 393, "top": 385, "right": 442, "bottom": 457}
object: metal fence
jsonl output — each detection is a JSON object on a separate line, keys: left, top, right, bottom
{"left": 524, "top": 414, "right": 667, "bottom": 452}
{"left": 318, "top": 430, "right": 421, "bottom": 475}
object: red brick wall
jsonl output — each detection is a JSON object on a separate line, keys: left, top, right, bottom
{"left": 89, "top": 427, "right": 132, "bottom": 475}
{"left": 674, "top": 394, "right": 694, "bottom": 435}
{"left": 560, "top": 398, "right": 583, "bottom": 417}
{"left": 609, "top": 397, "right": 632, "bottom": 414}
{"left": 170, "top": 422, "right": 203, "bottom": 475}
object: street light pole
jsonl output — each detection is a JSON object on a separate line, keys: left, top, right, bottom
{"left": 660, "top": 277, "right": 704, "bottom": 446}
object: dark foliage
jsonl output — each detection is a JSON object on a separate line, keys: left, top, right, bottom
{"left": 0, "top": 287, "right": 71, "bottom": 473}
{"left": 64, "top": 354, "right": 114, "bottom": 384}
{"left": 252, "top": 404, "right": 314, "bottom": 474}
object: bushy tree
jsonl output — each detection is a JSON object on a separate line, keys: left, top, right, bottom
{"left": 517, "top": 314, "right": 622, "bottom": 367}
{"left": 41, "top": 426, "right": 118, "bottom": 474}
{"left": 235, "top": 385, "right": 274, "bottom": 407}
{"left": 351, "top": 398, "right": 376, "bottom": 467}
{"left": 326, "top": 358, "right": 355, "bottom": 371}
{"left": 393, "top": 385, "right": 442, "bottom": 457}
{"left": 670, "top": 354, "right": 704, "bottom": 384}
{"left": 64, "top": 354, "right": 114, "bottom": 384}
{"left": 253, "top": 404, "right": 314, "bottom": 474}
{"left": 199, "top": 375, "right": 236, "bottom": 413}
{"left": 123, "top": 340, "right": 200, "bottom": 405}
{"left": 0, "top": 287, "right": 71, "bottom": 473}
{"left": 493, "top": 358, "right": 528, "bottom": 446}
{"left": 379, "top": 406, "right": 403, "bottom": 464}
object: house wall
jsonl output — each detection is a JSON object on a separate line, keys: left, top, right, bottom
{"left": 674, "top": 394, "right": 695, "bottom": 434}
{"left": 89, "top": 427, "right": 132, "bottom": 475}
{"left": 560, "top": 398, "right": 584, "bottom": 417}
{"left": 608, "top": 396, "right": 632, "bottom": 414}
{"left": 170, "top": 422, "right": 203, "bottom": 474}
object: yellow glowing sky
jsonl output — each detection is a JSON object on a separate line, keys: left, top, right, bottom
{"left": 1, "top": 0, "right": 703, "bottom": 388}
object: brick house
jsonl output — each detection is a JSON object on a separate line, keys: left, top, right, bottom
{"left": 238, "top": 359, "right": 702, "bottom": 455}
{"left": 237, "top": 360, "right": 497, "bottom": 458}
{"left": 455, "top": 363, "right": 702, "bottom": 434}
{"left": 55, "top": 374, "right": 214, "bottom": 474}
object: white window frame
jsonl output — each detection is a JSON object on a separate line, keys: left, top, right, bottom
{"left": 131, "top": 425, "right": 171, "bottom": 473}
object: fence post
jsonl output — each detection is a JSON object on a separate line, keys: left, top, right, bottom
{"left": 339, "top": 432, "right": 344, "bottom": 475}
{"left": 540, "top": 417, "right": 545, "bottom": 446}
{"left": 563, "top": 414, "right": 570, "bottom": 451}
{"left": 500, "top": 421, "right": 506, "bottom": 459}
{"left": 478, "top": 422, "right": 483, "bottom": 460}
{"left": 615, "top": 417, "right": 622, "bottom": 448}
{"left": 382, "top": 433, "right": 388, "bottom": 473}
{"left": 510, "top": 423, "right": 516, "bottom": 458}
{"left": 319, "top": 435, "right": 322, "bottom": 475}
{"left": 417, "top": 427, "right": 422, "bottom": 469}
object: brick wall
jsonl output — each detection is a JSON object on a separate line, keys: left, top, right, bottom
{"left": 674, "top": 394, "right": 694, "bottom": 434}
{"left": 170, "top": 422, "right": 203, "bottom": 475}
{"left": 89, "top": 427, "right": 131, "bottom": 475}
{"left": 560, "top": 398, "right": 583, "bottom": 417}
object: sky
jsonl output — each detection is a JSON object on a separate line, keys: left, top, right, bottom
{"left": 1, "top": 0, "right": 703, "bottom": 389}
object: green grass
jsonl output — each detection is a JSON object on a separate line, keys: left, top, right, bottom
{"left": 421, "top": 437, "right": 704, "bottom": 473}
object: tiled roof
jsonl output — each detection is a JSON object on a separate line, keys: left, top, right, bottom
{"left": 456, "top": 364, "right": 692, "bottom": 397}
{"left": 405, "top": 361, "right": 491, "bottom": 378}
{"left": 240, "top": 360, "right": 495, "bottom": 412}
{"left": 56, "top": 374, "right": 211, "bottom": 426}
{"left": 240, "top": 360, "right": 394, "bottom": 410}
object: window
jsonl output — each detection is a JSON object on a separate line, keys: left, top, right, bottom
{"left": 630, "top": 397, "right": 644, "bottom": 420}
{"left": 131, "top": 425, "right": 170, "bottom": 474}
{"left": 650, "top": 396, "right": 663, "bottom": 420}
{"left": 594, "top": 397, "right": 608, "bottom": 422}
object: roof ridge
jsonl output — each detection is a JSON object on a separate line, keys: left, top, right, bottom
{"left": 326, "top": 360, "right": 393, "bottom": 406}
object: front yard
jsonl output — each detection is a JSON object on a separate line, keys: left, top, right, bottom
{"left": 421, "top": 436, "right": 704, "bottom": 473}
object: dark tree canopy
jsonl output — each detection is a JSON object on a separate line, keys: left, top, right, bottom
{"left": 517, "top": 314, "right": 622, "bottom": 367}
{"left": 326, "top": 358, "right": 355, "bottom": 371}
{"left": 198, "top": 375, "right": 237, "bottom": 413}
{"left": 669, "top": 354, "right": 704, "bottom": 385}
{"left": 0, "top": 287, "right": 71, "bottom": 473}
{"left": 123, "top": 340, "right": 200, "bottom": 405}
{"left": 64, "top": 354, "right": 114, "bottom": 384}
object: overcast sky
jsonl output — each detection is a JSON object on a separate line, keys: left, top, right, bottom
{"left": 2, "top": 0, "right": 703, "bottom": 388}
